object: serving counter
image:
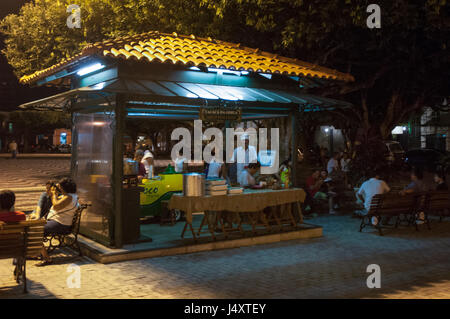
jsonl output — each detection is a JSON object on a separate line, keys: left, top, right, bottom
{"left": 168, "top": 188, "right": 306, "bottom": 240}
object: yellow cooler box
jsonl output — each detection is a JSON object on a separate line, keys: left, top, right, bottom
{"left": 139, "top": 173, "right": 183, "bottom": 218}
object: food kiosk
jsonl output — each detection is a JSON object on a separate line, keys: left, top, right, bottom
{"left": 19, "top": 31, "right": 353, "bottom": 248}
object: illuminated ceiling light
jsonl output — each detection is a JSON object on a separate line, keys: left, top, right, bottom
{"left": 77, "top": 63, "right": 105, "bottom": 76}
{"left": 208, "top": 67, "right": 225, "bottom": 74}
{"left": 92, "top": 121, "right": 106, "bottom": 126}
{"left": 189, "top": 66, "right": 201, "bottom": 71}
{"left": 207, "top": 67, "right": 247, "bottom": 76}
{"left": 127, "top": 113, "right": 160, "bottom": 117}
{"left": 259, "top": 73, "right": 272, "bottom": 80}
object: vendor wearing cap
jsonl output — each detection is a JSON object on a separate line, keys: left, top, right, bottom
{"left": 141, "top": 149, "right": 154, "bottom": 179}
{"left": 231, "top": 133, "right": 258, "bottom": 185}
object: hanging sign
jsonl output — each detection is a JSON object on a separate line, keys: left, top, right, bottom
{"left": 199, "top": 107, "right": 242, "bottom": 122}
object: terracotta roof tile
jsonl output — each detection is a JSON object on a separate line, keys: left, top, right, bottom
{"left": 20, "top": 31, "right": 354, "bottom": 85}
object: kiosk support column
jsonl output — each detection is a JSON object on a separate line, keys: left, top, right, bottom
{"left": 113, "top": 94, "right": 125, "bottom": 248}
{"left": 290, "top": 109, "right": 299, "bottom": 188}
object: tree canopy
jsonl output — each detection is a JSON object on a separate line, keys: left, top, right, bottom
{"left": 8, "top": 110, "right": 71, "bottom": 133}
{"left": 1, "top": 0, "right": 449, "bottom": 142}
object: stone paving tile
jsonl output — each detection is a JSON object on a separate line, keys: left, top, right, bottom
{"left": 0, "top": 158, "right": 71, "bottom": 211}
{"left": 1, "top": 159, "right": 450, "bottom": 299}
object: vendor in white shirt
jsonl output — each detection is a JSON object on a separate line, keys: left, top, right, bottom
{"left": 238, "top": 162, "right": 261, "bottom": 187}
{"left": 141, "top": 150, "right": 154, "bottom": 179}
{"left": 231, "top": 134, "right": 258, "bottom": 184}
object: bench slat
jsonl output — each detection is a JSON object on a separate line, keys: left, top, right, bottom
{"left": 0, "top": 247, "right": 25, "bottom": 255}
{"left": 0, "top": 220, "right": 45, "bottom": 261}
{"left": 26, "top": 240, "right": 44, "bottom": 246}
{"left": 0, "top": 233, "right": 23, "bottom": 238}
{"left": 0, "top": 246, "right": 24, "bottom": 251}
{"left": 26, "top": 250, "right": 43, "bottom": 256}
{"left": 368, "top": 193, "right": 417, "bottom": 216}
{"left": 425, "top": 191, "right": 450, "bottom": 212}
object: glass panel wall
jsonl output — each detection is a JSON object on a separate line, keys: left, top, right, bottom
{"left": 72, "top": 112, "right": 114, "bottom": 245}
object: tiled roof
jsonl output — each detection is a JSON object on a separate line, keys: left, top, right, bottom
{"left": 20, "top": 31, "right": 354, "bottom": 85}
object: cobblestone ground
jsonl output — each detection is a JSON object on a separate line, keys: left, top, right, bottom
{"left": 0, "top": 158, "right": 71, "bottom": 211}
{"left": 1, "top": 158, "right": 449, "bottom": 299}
{"left": 0, "top": 158, "right": 70, "bottom": 189}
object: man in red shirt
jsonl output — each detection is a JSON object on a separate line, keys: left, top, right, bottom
{"left": 305, "top": 169, "right": 324, "bottom": 198}
{"left": 0, "top": 190, "right": 26, "bottom": 222}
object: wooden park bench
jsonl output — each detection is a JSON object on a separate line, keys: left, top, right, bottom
{"left": 424, "top": 191, "right": 450, "bottom": 222}
{"left": 44, "top": 203, "right": 89, "bottom": 256}
{"left": 0, "top": 219, "right": 46, "bottom": 293}
{"left": 359, "top": 193, "right": 420, "bottom": 235}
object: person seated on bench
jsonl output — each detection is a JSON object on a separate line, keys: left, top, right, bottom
{"left": 0, "top": 190, "right": 26, "bottom": 267}
{"left": 36, "top": 178, "right": 79, "bottom": 267}
{"left": 0, "top": 190, "right": 26, "bottom": 222}
{"left": 434, "top": 171, "right": 448, "bottom": 191}
{"left": 327, "top": 152, "right": 340, "bottom": 175}
{"left": 30, "top": 180, "right": 55, "bottom": 220}
{"left": 320, "top": 169, "right": 342, "bottom": 215}
{"left": 304, "top": 169, "right": 325, "bottom": 214}
{"left": 355, "top": 171, "right": 390, "bottom": 217}
{"left": 306, "top": 169, "right": 324, "bottom": 197}
{"left": 399, "top": 168, "right": 427, "bottom": 195}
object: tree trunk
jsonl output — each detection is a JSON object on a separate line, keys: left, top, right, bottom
{"left": 360, "top": 91, "right": 371, "bottom": 142}
{"left": 379, "top": 91, "right": 401, "bottom": 140}
{"left": 24, "top": 127, "right": 30, "bottom": 153}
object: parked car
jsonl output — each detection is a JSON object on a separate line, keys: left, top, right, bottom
{"left": 384, "top": 141, "right": 406, "bottom": 166}
{"left": 404, "top": 148, "right": 447, "bottom": 171}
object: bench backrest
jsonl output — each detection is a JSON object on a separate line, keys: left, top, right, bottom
{"left": 70, "top": 204, "right": 88, "bottom": 235}
{"left": 369, "top": 193, "right": 417, "bottom": 215}
{"left": 0, "top": 220, "right": 46, "bottom": 260}
{"left": 426, "top": 191, "right": 450, "bottom": 211}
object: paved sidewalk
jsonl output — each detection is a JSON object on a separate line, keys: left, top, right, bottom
{"left": 1, "top": 215, "right": 450, "bottom": 299}
{"left": 1, "top": 158, "right": 449, "bottom": 299}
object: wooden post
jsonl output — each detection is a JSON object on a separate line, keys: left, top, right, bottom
{"left": 290, "top": 109, "right": 299, "bottom": 187}
{"left": 70, "top": 113, "right": 77, "bottom": 178}
{"left": 113, "top": 94, "right": 125, "bottom": 248}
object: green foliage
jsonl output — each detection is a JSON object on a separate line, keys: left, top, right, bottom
{"left": 0, "top": 0, "right": 219, "bottom": 78}
{"left": 2, "top": 0, "right": 448, "bottom": 80}
{"left": 9, "top": 110, "right": 71, "bottom": 134}
{"left": 1, "top": 0, "right": 448, "bottom": 145}
{"left": 347, "top": 141, "right": 394, "bottom": 187}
